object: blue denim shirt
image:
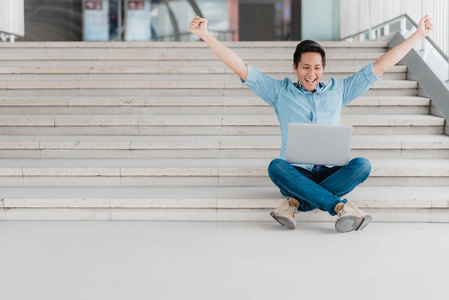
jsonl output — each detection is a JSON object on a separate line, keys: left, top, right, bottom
{"left": 241, "top": 63, "right": 382, "bottom": 171}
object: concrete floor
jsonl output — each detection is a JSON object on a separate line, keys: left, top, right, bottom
{"left": 1, "top": 221, "right": 448, "bottom": 300}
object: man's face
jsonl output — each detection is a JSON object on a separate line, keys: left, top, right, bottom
{"left": 293, "top": 52, "right": 324, "bottom": 92}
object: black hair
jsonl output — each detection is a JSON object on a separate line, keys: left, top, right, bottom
{"left": 293, "top": 40, "right": 326, "bottom": 69}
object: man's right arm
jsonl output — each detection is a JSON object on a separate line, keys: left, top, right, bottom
{"left": 189, "top": 16, "right": 248, "bottom": 81}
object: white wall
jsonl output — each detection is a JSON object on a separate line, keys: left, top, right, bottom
{"left": 0, "top": 0, "right": 24, "bottom": 36}
{"left": 301, "top": 0, "right": 340, "bottom": 41}
{"left": 340, "top": 0, "right": 448, "bottom": 55}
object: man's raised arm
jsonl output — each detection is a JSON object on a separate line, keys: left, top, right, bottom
{"left": 373, "top": 15, "right": 434, "bottom": 78}
{"left": 189, "top": 16, "right": 248, "bottom": 81}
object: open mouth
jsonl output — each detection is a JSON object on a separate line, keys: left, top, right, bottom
{"left": 305, "top": 78, "right": 317, "bottom": 85}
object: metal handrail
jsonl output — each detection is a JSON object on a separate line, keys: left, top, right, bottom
{"left": 341, "top": 13, "right": 449, "bottom": 63}
{"left": 341, "top": 14, "right": 405, "bottom": 41}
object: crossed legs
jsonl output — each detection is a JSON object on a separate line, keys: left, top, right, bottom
{"left": 268, "top": 157, "right": 371, "bottom": 216}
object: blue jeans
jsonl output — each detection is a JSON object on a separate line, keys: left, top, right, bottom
{"left": 268, "top": 157, "right": 371, "bottom": 216}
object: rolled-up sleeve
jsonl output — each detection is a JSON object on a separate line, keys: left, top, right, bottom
{"left": 338, "top": 63, "right": 382, "bottom": 108}
{"left": 240, "top": 64, "right": 285, "bottom": 108}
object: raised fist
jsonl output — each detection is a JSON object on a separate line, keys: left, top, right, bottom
{"left": 189, "top": 16, "right": 208, "bottom": 38}
{"left": 417, "top": 15, "right": 433, "bottom": 37}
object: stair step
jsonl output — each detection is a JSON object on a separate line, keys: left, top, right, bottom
{"left": 0, "top": 73, "right": 407, "bottom": 81}
{"left": 0, "top": 134, "right": 448, "bottom": 159}
{"left": 0, "top": 95, "right": 429, "bottom": 107}
{"left": 0, "top": 81, "right": 418, "bottom": 97}
{"left": 0, "top": 59, "right": 383, "bottom": 68}
{"left": 0, "top": 158, "right": 449, "bottom": 188}
{"left": 1, "top": 134, "right": 448, "bottom": 149}
{"left": 0, "top": 186, "right": 447, "bottom": 222}
{"left": 0, "top": 114, "right": 443, "bottom": 136}
{"left": 0, "top": 96, "right": 430, "bottom": 115}
{"left": 0, "top": 157, "right": 448, "bottom": 172}
{"left": 0, "top": 80, "right": 416, "bottom": 89}
{"left": 0, "top": 114, "right": 442, "bottom": 126}
{"left": 0, "top": 53, "right": 386, "bottom": 61}
{"left": 0, "top": 66, "right": 406, "bottom": 83}
{"left": 0, "top": 186, "right": 447, "bottom": 209}
{"left": 0, "top": 41, "right": 389, "bottom": 48}
{"left": 0, "top": 46, "right": 387, "bottom": 56}
{"left": 0, "top": 65, "right": 406, "bottom": 74}
{"left": 1, "top": 206, "right": 446, "bottom": 222}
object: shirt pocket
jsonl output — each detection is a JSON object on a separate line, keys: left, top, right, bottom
{"left": 318, "top": 90, "right": 342, "bottom": 113}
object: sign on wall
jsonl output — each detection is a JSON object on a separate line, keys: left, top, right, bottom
{"left": 83, "top": 0, "right": 109, "bottom": 41}
{"left": 125, "top": 0, "right": 151, "bottom": 41}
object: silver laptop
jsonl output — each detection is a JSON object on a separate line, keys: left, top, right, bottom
{"left": 285, "top": 123, "right": 353, "bottom": 166}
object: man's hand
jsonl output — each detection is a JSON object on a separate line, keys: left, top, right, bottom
{"left": 188, "top": 15, "right": 248, "bottom": 81}
{"left": 373, "top": 15, "right": 434, "bottom": 78}
{"left": 416, "top": 15, "right": 434, "bottom": 38}
{"left": 189, "top": 16, "right": 208, "bottom": 39}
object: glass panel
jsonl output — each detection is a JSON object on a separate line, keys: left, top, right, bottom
{"left": 196, "top": 0, "right": 231, "bottom": 41}
{"left": 166, "top": 0, "right": 197, "bottom": 41}
{"left": 149, "top": 2, "right": 174, "bottom": 41}
{"left": 124, "top": 0, "right": 151, "bottom": 41}
{"left": 84, "top": 0, "right": 109, "bottom": 41}
{"left": 20, "top": 0, "right": 296, "bottom": 41}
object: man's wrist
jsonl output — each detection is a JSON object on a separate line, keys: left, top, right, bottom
{"left": 200, "top": 31, "right": 213, "bottom": 41}
{"left": 413, "top": 30, "right": 426, "bottom": 39}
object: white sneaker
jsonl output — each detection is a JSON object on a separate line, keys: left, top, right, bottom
{"left": 334, "top": 202, "right": 372, "bottom": 233}
{"left": 270, "top": 198, "right": 300, "bottom": 230}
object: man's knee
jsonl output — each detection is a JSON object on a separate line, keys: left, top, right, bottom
{"left": 351, "top": 157, "right": 371, "bottom": 178}
{"left": 268, "top": 158, "right": 287, "bottom": 178}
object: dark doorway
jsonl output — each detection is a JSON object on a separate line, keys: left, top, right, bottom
{"left": 290, "top": 0, "right": 301, "bottom": 41}
{"left": 238, "top": 0, "right": 301, "bottom": 41}
{"left": 238, "top": 3, "right": 275, "bottom": 41}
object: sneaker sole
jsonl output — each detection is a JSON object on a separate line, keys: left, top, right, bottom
{"left": 356, "top": 215, "right": 372, "bottom": 231}
{"left": 270, "top": 211, "right": 296, "bottom": 230}
{"left": 335, "top": 215, "right": 362, "bottom": 233}
{"left": 335, "top": 215, "right": 372, "bottom": 233}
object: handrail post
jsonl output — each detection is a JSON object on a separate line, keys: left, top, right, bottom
{"left": 384, "top": 24, "right": 389, "bottom": 36}
{"left": 420, "top": 40, "right": 429, "bottom": 54}
{"left": 400, "top": 17, "right": 406, "bottom": 32}
{"left": 368, "top": 0, "right": 372, "bottom": 40}
{"left": 447, "top": 0, "right": 449, "bottom": 84}
{"left": 420, "top": 0, "right": 429, "bottom": 53}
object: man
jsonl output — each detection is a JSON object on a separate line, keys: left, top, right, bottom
{"left": 189, "top": 15, "right": 434, "bottom": 233}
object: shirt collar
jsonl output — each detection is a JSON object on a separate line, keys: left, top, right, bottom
{"left": 294, "top": 81, "right": 326, "bottom": 93}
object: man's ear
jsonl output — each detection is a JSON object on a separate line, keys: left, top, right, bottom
{"left": 293, "top": 63, "right": 297, "bottom": 73}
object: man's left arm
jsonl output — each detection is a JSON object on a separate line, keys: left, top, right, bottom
{"left": 373, "top": 15, "right": 434, "bottom": 77}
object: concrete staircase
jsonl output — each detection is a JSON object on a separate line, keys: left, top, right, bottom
{"left": 0, "top": 41, "right": 448, "bottom": 222}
